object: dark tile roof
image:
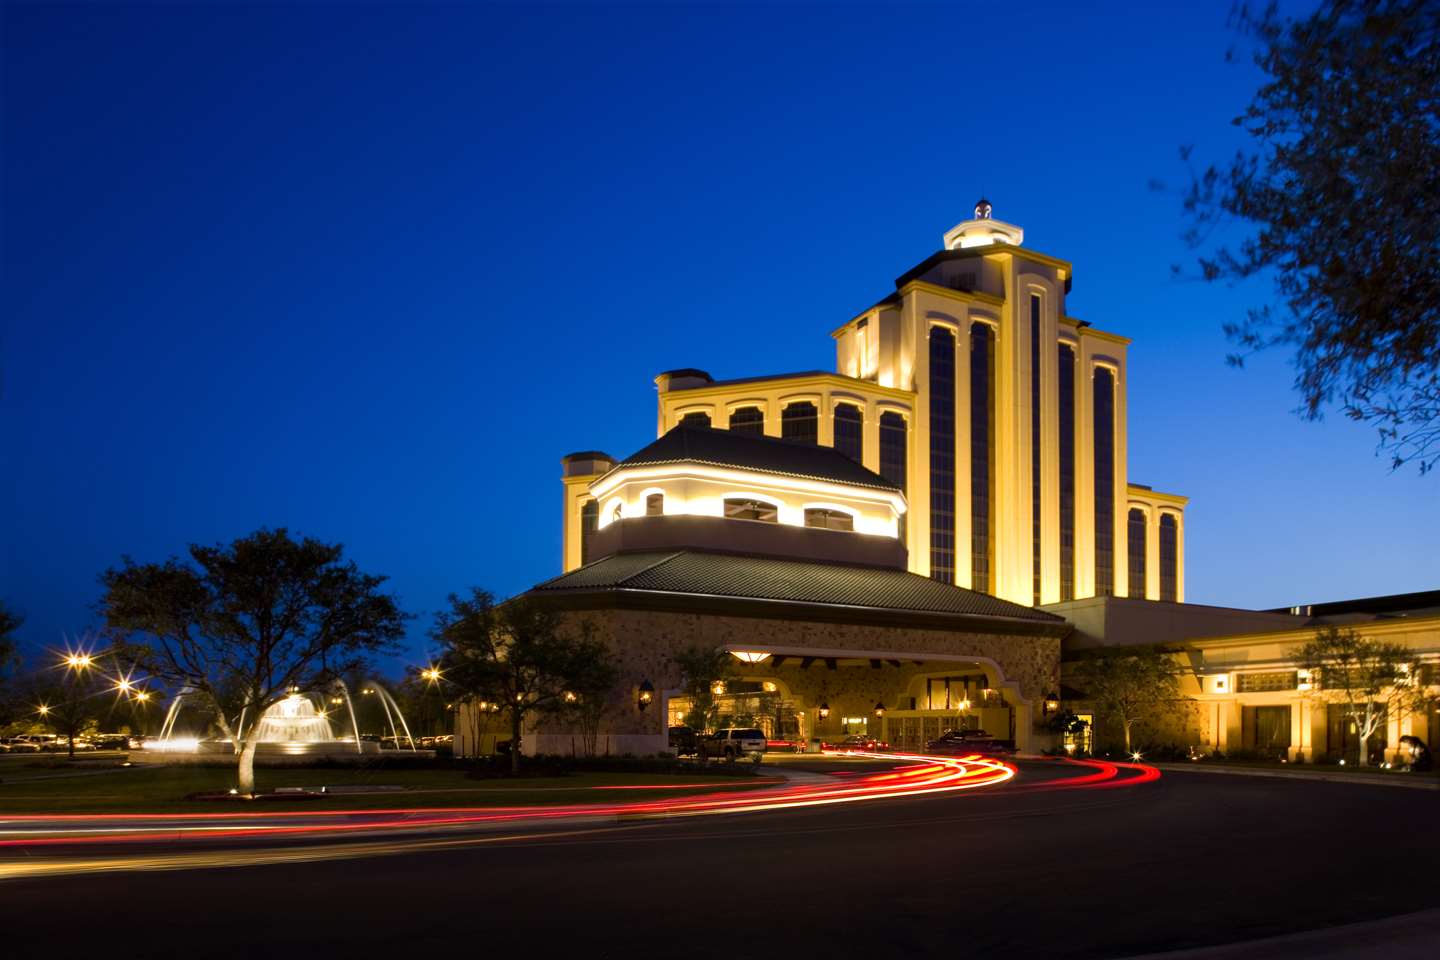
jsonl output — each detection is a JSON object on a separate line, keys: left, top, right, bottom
{"left": 531, "top": 550, "right": 1063, "bottom": 624}
{"left": 607, "top": 425, "right": 901, "bottom": 492}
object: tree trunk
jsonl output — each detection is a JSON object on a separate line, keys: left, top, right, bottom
{"left": 1357, "top": 704, "right": 1372, "bottom": 767}
{"left": 237, "top": 735, "right": 259, "bottom": 795}
{"left": 510, "top": 711, "right": 522, "bottom": 775}
{"left": 1123, "top": 719, "right": 1132, "bottom": 753}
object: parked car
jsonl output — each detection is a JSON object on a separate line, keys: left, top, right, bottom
{"left": 53, "top": 736, "right": 98, "bottom": 752}
{"left": 90, "top": 733, "right": 130, "bottom": 751}
{"left": 925, "top": 728, "right": 1015, "bottom": 756}
{"left": 3, "top": 736, "right": 41, "bottom": 753}
{"left": 822, "top": 735, "right": 890, "bottom": 752}
{"left": 14, "top": 734, "right": 59, "bottom": 752}
{"left": 698, "top": 728, "right": 767, "bottom": 761}
{"left": 668, "top": 725, "right": 698, "bottom": 756}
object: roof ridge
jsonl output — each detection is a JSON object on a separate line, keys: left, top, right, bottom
{"left": 611, "top": 550, "right": 688, "bottom": 587}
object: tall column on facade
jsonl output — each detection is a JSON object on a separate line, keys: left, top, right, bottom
{"left": 1146, "top": 507, "right": 1161, "bottom": 600}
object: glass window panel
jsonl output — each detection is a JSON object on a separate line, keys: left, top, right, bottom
{"left": 1127, "top": 508, "right": 1147, "bottom": 599}
{"left": 928, "top": 327, "right": 956, "bottom": 583}
{"left": 1031, "top": 295, "right": 1042, "bottom": 605}
{"left": 970, "top": 323, "right": 994, "bottom": 593}
{"left": 723, "top": 498, "right": 778, "bottom": 523}
{"left": 781, "top": 402, "right": 818, "bottom": 445}
{"left": 1058, "top": 344, "right": 1076, "bottom": 601}
{"left": 728, "top": 406, "right": 764, "bottom": 435}
{"left": 804, "top": 508, "right": 854, "bottom": 532}
{"left": 679, "top": 411, "right": 711, "bottom": 428}
{"left": 833, "top": 403, "right": 863, "bottom": 462}
{"left": 1159, "top": 513, "right": 1178, "bottom": 602}
{"left": 1093, "top": 367, "right": 1115, "bottom": 596}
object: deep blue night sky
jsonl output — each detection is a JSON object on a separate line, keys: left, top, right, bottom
{"left": 4, "top": 2, "right": 1435, "bottom": 669}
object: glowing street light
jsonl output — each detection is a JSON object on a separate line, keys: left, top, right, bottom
{"left": 114, "top": 678, "right": 134, "bottom": 693}
{"left": 422, "top": 666, "right": 442, "bottom": 683}
{"left": 64, "top": 653, "right": 93, "bottom": 670}
{"left": 134, "top": 691, "right": 152, "bottom": 703}
{"left": 37, "top": 704, "right": 50, "bottom": 717}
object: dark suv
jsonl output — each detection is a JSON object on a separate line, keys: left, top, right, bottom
{"left": 698, "top": 728, "right": 767, "bottom": 761}
{"left": 925, "top": 728, "right": 1016, "bottom": 755}
{"left": 668, "top": 725, "right": 698, "bottom": 757}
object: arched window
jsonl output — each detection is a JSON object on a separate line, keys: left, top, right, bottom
{"left": 1093, "top": 367, "right": 1116, "bottom": 596}
{"left": 580, "top": 499, "right": 598, "bottom": 564}
{"left": 1128, "top": 508, "right": 1147, "bottom": 599}
{"left": 781, "top": 402, "right": 818, "bottom": 444}
{"left": 645, "top": 493, "right": 663, "bottom": 517}
{"left": 833, "top": 404, "right": 863, "bottom": 461}
{"left": 679, "top": 411, "right": 711, "bottom": 428}
{"left": 1058, "top": 343, "right": 1077, "bottom": 600}
{"left": 1160, "top": 514, "right": 1178, "bottom": 602}
{"left": 970, "top": 322, "right": 994, "bottom": 593}
{"left": 1030, "top": 295, "right": 1043, "bottom": 606}
{"left": 929, "top": 327, "right": 956, "bottom": 584}
{"left": 879, "top": 411, "right": 906, "bottom": 489}
{"left": 723, "top": 498, "right": 778, "bottom": 522}
{"left": 804, "top": 508, "right": 854, "bottom": 532}
{"left": 728, "top": 406, "right": 764, "bottom": 435}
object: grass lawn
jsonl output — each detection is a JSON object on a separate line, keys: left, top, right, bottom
{"left": 0, "top": 755, "right": 777, "bottom": 814}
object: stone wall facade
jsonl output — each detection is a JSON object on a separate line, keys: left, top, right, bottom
{"left": 472, "top": 601, "right": 1063, "bottom": 756}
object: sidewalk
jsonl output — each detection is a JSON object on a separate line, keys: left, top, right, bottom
{"left": 1122, "top": 907, "right": 1440, "bottom": 959}
{"left": 1150, "top": 760, "right": 1439, "bottom": 790}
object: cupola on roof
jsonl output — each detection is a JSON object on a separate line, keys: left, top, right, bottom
{"left": 943, "top": 197, "right": 1023, "bottom": 249}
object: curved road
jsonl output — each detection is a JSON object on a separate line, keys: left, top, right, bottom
{"left": 2, "top": 757, "right": 1437, "bottom": 959}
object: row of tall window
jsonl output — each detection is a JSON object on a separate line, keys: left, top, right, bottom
{"left": 1093, "top": 367, "right": 1116, "bottom": 596}
{"left": 970, "top": 323, "right": 994, "bottom": 594}
{"left": 1058, "top": 344, "right": 1076, "bottom": 600}
{"left": 1126, "top": 507, "right": 1180, "bottom": 601}
{"left": 928, "top": 327, "right": 957, "bottom": 583}
{"left": 1030, "top": 295, "right": 1043, "bottom": 605}
{"left": 677, "top": 402, "right": 874, "bottom": 459}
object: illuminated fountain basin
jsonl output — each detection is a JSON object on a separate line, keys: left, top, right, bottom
{"left": 140, "top": 683, "right": 432, "bottom": 766}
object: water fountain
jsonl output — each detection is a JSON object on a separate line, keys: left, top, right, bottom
{"left": 141, "top": 680, "right": 429, "bottom": 765}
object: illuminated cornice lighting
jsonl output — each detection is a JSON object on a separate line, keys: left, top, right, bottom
{"left": 589, "top": 463, "right": 907, "bottom": 514}
{"left": 729, "top": 650, "right": 771, "bottom": 664}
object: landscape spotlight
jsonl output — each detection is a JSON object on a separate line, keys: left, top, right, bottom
{"left": 637, "top": 679, "right": 655, "bottom": 712}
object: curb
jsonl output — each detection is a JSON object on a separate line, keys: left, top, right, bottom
{"left": 1149, "top": 761, "right": 1439, "bottom": 790}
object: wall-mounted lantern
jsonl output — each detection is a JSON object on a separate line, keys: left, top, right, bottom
{"left": 1043, "top": 691, "right": 1060, "bottom": 717}
{"left": 637, "top": 679, "right": 654, "bottom": 713}
{"left": 873, "top": 701, "right": 886, "bottom": 718}
{"left": 818, "top": 702, "right": 830, "bottom": 720}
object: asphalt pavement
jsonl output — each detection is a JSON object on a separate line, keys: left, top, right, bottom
{"left": 3, "top": 759, "right": 1437, "bottom": 959}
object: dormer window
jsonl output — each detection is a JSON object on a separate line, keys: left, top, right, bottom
{"left": 646, "top": 493, "right": 664, "bottom": 517}
{"left": 804, "top": 508, "right": 854, "bottom": 532}
{"left": 724, "top": 498, "right": 778, "bottom": 523}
